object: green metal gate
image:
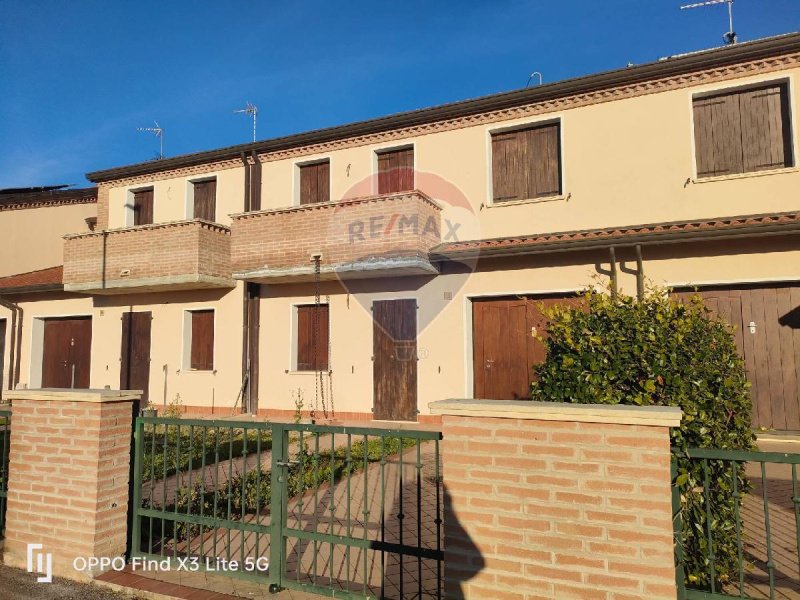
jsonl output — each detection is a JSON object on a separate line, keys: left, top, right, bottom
{"left": 131, "top": 416, "right": 443, "bottom": 599}
{"left": 673, "top": 447, "right": 800, "bottom": 600}
{"left": 0, "top": 408, "right": 10, "bottom": 538}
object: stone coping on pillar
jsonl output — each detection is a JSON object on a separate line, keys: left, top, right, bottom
{"left": 429, "top": 399, "right": 682, "bottom": 427}
{"left": 5, "top": 388, "right": 142, "bottom": 403}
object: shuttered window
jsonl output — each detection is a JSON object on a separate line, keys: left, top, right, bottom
{"left": 377, "top": 147, "right": 414, "bottom": 194}
{"left": 693, "top": 83, "right": 794, "bottom": 178}
{"left": 491, "top": 122, "right": 561, "bottom": 202}
{"left": 299, "top": 161, "right": 330, "bottom": 205}
{"left": 133, "top": 189, "right": 154, "bottom": 226}
{"left": 193, "top": 179, "right": 217, "bottom": 221}
{"left": 296, "top": 304, "right": 329, "bottom": 371}
{"left": 190, "top": 310, "right": 214, "bottom": 371}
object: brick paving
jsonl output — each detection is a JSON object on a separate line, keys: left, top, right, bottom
{"left": 732, "top": 440, "right": 800, "bottom": 600}
{"left": 135, "top": 437, "right": 442, "bottom": 599}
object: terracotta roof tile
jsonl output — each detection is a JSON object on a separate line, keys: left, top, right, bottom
{"left": 0, "top": 266, "right": 63, "bottom": 293}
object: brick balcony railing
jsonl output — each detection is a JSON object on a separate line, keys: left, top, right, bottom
{"left": 230, "top": 190, "right": 442, "bottom": 282}
{"left": 63, "top": 219, "right": 235, "bottom": 294}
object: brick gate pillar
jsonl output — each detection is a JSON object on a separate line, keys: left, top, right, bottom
{"left": 2, "top": 389, "right": 140, "bottom": 581}
{"left": 430, "top": 399, "right": 682, "bottom": 600}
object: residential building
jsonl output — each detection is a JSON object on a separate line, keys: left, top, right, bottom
{"left": 2, "top": 34, "right": 799, "bottom": 429}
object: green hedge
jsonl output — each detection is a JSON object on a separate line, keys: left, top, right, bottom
{"left": 530, "top": 288, "right": 755, "bottom": 590}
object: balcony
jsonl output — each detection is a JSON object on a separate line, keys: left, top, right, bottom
{"left": 63, "top": 220, "right": 235, "bottom": 294}
{"left": 231, "top": 191, "right": 442, "bottom": 283}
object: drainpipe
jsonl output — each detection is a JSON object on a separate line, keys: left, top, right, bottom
{"left": 240, "top": 152, "right": 253, "bottom": 413}
{"left": 635, "top": 244, "right": 645, "bottom": 301}
{"left": 0, "top": 296, "right": 22, "bottom": 392}
{"left": 250, "top": 150, "right": 262, "bottom": 211}
{"left": 609, "top": 246, "right": 618, "bottom": 299}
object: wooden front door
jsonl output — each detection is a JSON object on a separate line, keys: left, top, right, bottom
{"left": 673, "top": 285, "right": 800, "bottom": 431}
{"left": 472, "top": 296, "right": 577, "bottom": 400}
{"left": 373, "top": 299, "right": 417, "bottom": 421}
{"left": 120, "top": 312, "right": 152, "bottom": 404}
{"left": 0, "top": 319, "right": 5, "bottom": 401}
{"left": 41, "top": 317, "right": 92, "bottom": 388}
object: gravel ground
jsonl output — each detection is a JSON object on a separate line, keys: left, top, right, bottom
{"left": 0, "top": 563, "right": 141, "bottom": 600}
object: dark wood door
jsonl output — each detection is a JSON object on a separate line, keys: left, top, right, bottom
{"left": 41, "top": 317, "right": 92, "bottom": 388}
{"left": 120, "top": 312, "right": 152, "bottom": 404}
{"left": 133, "top": 189, "right": 154, "bottom": 226}
{"left": 373, "top": 299, "right": 417, "bottom": 421}
{"left": 377, "top": 148, "right": 414, "bottom": 194}
{"left": 193, "top": 180, "right": 216, "bottom": 221}
{"left": 472, "top": 296, "right": 577, "bottom": 400}
{"left": 673, "top": 285, "right": 800, "bottom": 431}
{"left": 0, "top": 319, "right": 5, "bottom": 401}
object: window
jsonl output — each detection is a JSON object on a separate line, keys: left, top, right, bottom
{"left": 132, "top": 188, "right": 154, "bottom": 226}
{"left": 192, "top": 179, "right": 217, "bottom": 221}
{"left": 377, "top": 147, "right": 414, "bottom": 194}
{"left": 299, "top": 161, "right": 330, "bottom": 205}
{"left": 295, "top": 304, "right": 329, "bottom": 371}
{"left": 188, "top": 310, "right": 214, "bottom": 371}
{"left": 491, "top": 122, "right": 561, "bottom": 202}
{"left": 693, "top": 82, "right": 794, "bottom": 178}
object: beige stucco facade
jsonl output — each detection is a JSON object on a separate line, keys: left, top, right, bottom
{"left": 2, "top": 39, "right": 800, "bottom": 422}
{"left": 0, "top": 201, "right": 96, "bottom": 277}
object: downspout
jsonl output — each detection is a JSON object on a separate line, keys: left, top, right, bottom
{"left": 250, "top": 150, "right": 262, "bottom": 211}
{"left": 635, "top": 244, "right": 645, "bottom": 301}
{"left": 240, "top": 152, "right": 252, "bottom": 412}
{"left": 609, "top": 246, "right": 618, "bottom": 299}
{"left": 0, "top": 296, "right": 22, "bottom": 392}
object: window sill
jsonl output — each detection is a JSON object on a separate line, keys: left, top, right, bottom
{"left": 285, "top": 370, "right": 330, "bottom": 375}
{"left": 692, "top": 166, "right": 798, "bottom": 184}
{"left": 486, "top": 193, "right": 569, "bottom": 208}
{"left": 179, "top": 369, "right": 216, "bottom": 375}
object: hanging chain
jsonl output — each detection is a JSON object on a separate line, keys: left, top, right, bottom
{"left": 313, "top": 256, "right": 328, "bottom": 419}
{"left": 326, "top": 294, "right": 334, "bottom": 418}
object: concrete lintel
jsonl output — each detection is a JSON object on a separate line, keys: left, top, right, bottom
{"left": 6, "top": 388, "right": 142, "bottom": 403}
{"left": 429, "top": 399, "right": 683, "bottom": 427}
{"left": 64, "top": 274, "right": 236, "bottom": 295}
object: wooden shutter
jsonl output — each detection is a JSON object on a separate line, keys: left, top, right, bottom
{"left": 527, "top": 123, "right": 561, "bottom": 197}
{"left": 491, "top": 131, "right": 526, "bottom": 202}
{"left": 133, "top": 189, "right": 154, "bottom": 226}
{"left": 190, "top": 310, "right": 214, "bottom": 371}
{"left": 299, "top": 161, "right": 330, "bottom": 205}
{"left": 377, "top": 147, "right": 414, "bottom": 194}
{"left": 492, "top": 123, "right": 561, "bottom": 202}
{"left": 296, "top": 305, "right": 329, "bottom": 371}
{"left": 740, "top": 84, "right": 793, "bottom": 173}
{"left": 193, "top": 179, "right": 217, "bottom": 221}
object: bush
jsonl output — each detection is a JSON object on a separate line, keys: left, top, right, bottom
{"left": 530, "top": 287, "right": 755, "bottom": 589}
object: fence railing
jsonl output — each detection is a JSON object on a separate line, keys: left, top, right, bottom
{"left": 673, "top": 447, "right": 800, "bottom": 600}
{"left": 0, "top": 408, "right": 10, "bottom": 539}
{"left": 131, "top": 416, "right": 444, "bottom": 599}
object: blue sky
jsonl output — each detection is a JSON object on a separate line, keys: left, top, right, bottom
{"left": 1, "top": 0, "right": 798, "bottom": 188}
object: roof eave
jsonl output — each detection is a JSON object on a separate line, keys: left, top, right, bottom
{"left": 86, "top": 33, "right": 800, "bottom": 183}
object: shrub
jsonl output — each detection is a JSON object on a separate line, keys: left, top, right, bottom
{"left": 530, "top": 287, "right": 755, "bottom": 589}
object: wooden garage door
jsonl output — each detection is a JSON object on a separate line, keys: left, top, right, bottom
{"left": 673, "top": 285, "right": 800, "bottom": 431}
{"left": 42, "top": 317, "right": 92, "bottom": 389}
{"left": 472, "top": 296, "right": 578, "bottom": 400}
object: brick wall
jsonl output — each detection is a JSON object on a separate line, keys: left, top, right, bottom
{"left": 431, "top": 400, "right": 681, "bottom": 600}
{"left": 231, "top": 190, "right": 441, "bottom": 275}
{"left": 63, "top": 219, "right": 233, "bottom": 292}
{"left": 3, "top": 390, "right": 140, "bottom": 581}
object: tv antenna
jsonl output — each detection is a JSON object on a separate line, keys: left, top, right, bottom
{"left": 526, "top": 71, "right": 543, "bottom": 88}
{"left": 234, "top": 101, "right": 259, "bottom": 142}
{"left": 681, "top": 0, "right": 737, "bottom": 45}
{"left": 136, "top": 121, "right": 164, "bottom": 159}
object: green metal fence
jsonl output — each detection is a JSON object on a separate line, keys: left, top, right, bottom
{"left": 131, "top": 416, "right": 444, "bottom": 599}
{"left": 673, "top": 447, "right": 800, "bottom": 600}
{"left": 0, "top": 408, "right": 9, "bottom": 539}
